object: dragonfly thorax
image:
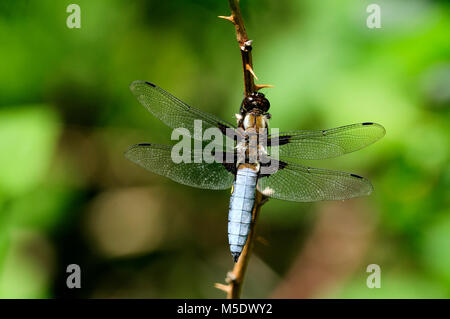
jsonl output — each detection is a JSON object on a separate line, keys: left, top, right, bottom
{"left": 236, "top": 113, "right": 270, "bottom": 172}
{"left": 242, "top": 112, "right": 268, "bottom": 130}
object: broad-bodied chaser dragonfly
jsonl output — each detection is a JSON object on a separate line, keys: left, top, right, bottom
{"left": 125, "top": 81, "right": 385, "bottom": 262}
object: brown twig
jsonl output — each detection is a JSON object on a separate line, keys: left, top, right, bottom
{"left": 219, "top": 0, "right": 273, "bottom": 96}
{"left": 215, "top": 0, "right": 270, "bottom": 299}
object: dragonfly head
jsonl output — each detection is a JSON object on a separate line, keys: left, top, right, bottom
{"left": 241, "top": 92, "right": 270, "bottom": 114}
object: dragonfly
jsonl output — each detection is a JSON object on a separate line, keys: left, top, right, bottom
{"left": 125, "top": 81, "right": 385, "bottom": 262}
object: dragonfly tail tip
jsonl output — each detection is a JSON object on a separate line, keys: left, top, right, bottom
{"left": 232, "top": 252, "right": 241, "bottom": 263}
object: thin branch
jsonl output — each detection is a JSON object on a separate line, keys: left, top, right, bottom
{"left": 219, "top": 0, "right": 272, "bottom": 96}
{"left": 215, "top": 0, "right": 270, "bottom": 299}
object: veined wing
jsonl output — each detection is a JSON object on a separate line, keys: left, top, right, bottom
{"left": 267, "top": 122, "right": 385, "bottom": 160}
{"left": 130, "top": 81, "right": 237, "bottom": 141}
{"left": 257, "top": 159, "right": 373, "bottom": 202}
{"left": 125, "top": 143, "right": 235, "bottom": 190}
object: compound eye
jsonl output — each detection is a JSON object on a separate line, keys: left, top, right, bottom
{"left": 261, "top": 99, "right": 270, "bottom": 112}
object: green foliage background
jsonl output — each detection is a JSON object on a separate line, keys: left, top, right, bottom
{"left": 0, "top": 0, "right": 448, "bottom": 298}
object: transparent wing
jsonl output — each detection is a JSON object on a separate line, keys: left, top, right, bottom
{"left": 267, "top": 122, "right": 385, "bottom": 160}
{"left": 124, "top": 143, "right": 235, "bottom": 190}
{"left": 257, "top": 159, "right": 373, "bottom": 202}
{"left": 130, "top": 81, "right": 237, "bottom": 143}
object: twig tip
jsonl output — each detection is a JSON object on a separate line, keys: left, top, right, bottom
{"left": 218, "top": 15, "right": 235, "bottom": 23}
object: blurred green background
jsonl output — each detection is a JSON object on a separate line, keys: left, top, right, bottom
{"left": 0, "top": 0, "right": 449, "bottom": 298}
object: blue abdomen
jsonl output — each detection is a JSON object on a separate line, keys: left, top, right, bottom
{"left": 228, "top": 167, "right": 257, "bottom": 262}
